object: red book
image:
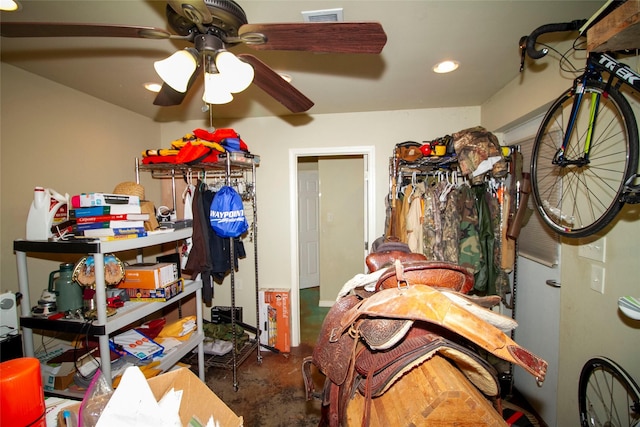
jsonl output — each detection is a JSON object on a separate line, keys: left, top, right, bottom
{"left": 75, "top": 213, "right": 150, "bottom": 224}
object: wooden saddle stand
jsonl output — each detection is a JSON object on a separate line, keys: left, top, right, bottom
{"left": 303, "top": 256, "right": 547, "bottom": 427}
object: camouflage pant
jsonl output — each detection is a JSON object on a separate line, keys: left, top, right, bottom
{"left": 422, "top": 180, "right": 460, "bottom": 263}
{"left": 457, "top": 185, "right": 483, "bottom": 280}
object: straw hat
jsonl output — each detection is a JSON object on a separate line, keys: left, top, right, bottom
{"left": 113, "top": 181, "right": 145, "bottom": 200}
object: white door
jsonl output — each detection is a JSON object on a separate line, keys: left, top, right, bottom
{"left": 298, "top": 169, "right": 320, "bottom": 289}
{"left": 505, "top": 117, "right": 561, "bottom": 427}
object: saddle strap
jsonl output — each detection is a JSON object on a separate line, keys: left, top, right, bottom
{"left": 329, "top": 382, "right": 340, "bottom": 427}
{"left": 302, "top": 356, "right": 322, "bottom": 401}
{"left": 376, "top": 260, "right": 475, "bottom": 294}
{"left": 340, "top": 285, "right": 548, "bottom": 382}
{"left": 313, "top": 294, "right": 362, "bottom": 385}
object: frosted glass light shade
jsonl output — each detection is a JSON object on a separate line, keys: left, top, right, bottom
{"left": 202, "top": 72, "right": 233, "bottom": 104}
{"left": 154, "top": 49, "right": 198, "bottom": 93}
{"left": 0, "top": 0, "right": 19, "bottom": 11}
{"left": 215, "top": 51, "right": 254, "bottom": 93}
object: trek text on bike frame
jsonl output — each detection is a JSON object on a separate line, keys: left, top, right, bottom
{"left": 595, "top": 53, "right": 640, "bottom": 88}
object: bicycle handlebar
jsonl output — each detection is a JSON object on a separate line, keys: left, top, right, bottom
{"left": 524, "top": 19, "right": 587, "bottom": 59}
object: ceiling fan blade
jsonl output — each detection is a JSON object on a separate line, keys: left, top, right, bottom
{"left": 239, "top": 22, "right": 387, "bottom": 54}
{"left": 153, "top": 66, "right": 203, "bottom": 106}
{"left": 238, "top": 54, "right": 314, "bottom": 113}
{"left": 0, "top": 22, "right": 172, "bottom": 39}
{"left": 153, "top": 83, "right": 188, "bottom": 107}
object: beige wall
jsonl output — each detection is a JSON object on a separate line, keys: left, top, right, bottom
{"left": 1, "top": 62, "right": 481, "bottom": 328}
{"left": 318, "top": 156, "right": 364, "bottom": 303}
{"left": 483, "top": 43, "right": 640, "bottom": 427}
{"left": 159, "top": 107, "right": 480, "bottom": 326}
{"left": 483, "top": 37, "right": 590, "bottom": 132}
{"left": 1, "top": 63, "right": 161, "bottom": 308}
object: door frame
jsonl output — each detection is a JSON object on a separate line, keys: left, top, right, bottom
{"left": 503, "top": 115, "right": 560, "bottom": 426}
{"left": 288, "top": 146, "right": 375, "bottom": 347}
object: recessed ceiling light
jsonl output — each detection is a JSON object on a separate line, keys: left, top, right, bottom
{"left": 0, "top": 0, "right": 20, "bottom": 11}
{"left": 144, "top": 82, "right": 162, "bottom": 93}
{"left": 279, "top": 73, "right": 292, "bottom": 83}
{"left": 433, "top": 60, "right": 459, "bottom": 74}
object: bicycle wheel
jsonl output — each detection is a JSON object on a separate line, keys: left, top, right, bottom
{"left": 579, "top": 357, "right": 640, "bottom": 427}
{"left": 530, "top": 80, "right": 639, "bottom": 238}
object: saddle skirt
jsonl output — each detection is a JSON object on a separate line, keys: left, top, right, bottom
{"left": 339, "top": 285, "right": 547, "bottom": 382}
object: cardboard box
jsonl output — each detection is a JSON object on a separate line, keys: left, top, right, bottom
{"left": 124, "top": 279, "right": 184, "bottom": 302}
{"left": 42, "top": 362, "right": 75, "bottom": 391}
{"left": 57, "top": 368, "right": 243, "bottom": 426}
{"left": 258, "top": 289, "right": 290, "bottom": 353}
{"left": 119, "top": 263, "right": 179, "bottom": 290}
{"left": 37, "top": 344, "right": 76, "bottom": 391}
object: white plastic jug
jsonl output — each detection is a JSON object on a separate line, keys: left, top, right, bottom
{"left": 26, "top": 187, "right": 69, "bottom": 240}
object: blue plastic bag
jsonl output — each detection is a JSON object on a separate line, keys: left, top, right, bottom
{"left": 210, "top": 186, "right": 248, "bottom": 237}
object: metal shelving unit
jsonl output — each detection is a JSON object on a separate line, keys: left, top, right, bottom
{"left": 138, "top": 154, "right": 261, "bottom": 390}
{"left": 14, "top": 228, "right": 205, "bottom": 390}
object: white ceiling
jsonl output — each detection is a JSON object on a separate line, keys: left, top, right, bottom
{"left": 0, "top": 0, "right": 604, "bottom": 123}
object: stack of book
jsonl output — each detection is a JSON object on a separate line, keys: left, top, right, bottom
{"left": 69, "top": 193, "right": 150, "bottom": 240}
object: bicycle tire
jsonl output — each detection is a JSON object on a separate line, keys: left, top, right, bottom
{"left": 530, "top": 80, "right": 639, "bottom": 238}
{"left": 578, "top": 357, "right": 640, "bottom": 427}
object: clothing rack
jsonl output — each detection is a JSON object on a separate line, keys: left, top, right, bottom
{"left": 137, "top": 156, "right": 261, "bottom": 391}
{"left": 386, "top": 141, "right": 525, "bottom": 397}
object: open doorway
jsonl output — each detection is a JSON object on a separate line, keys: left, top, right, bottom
{"left": 288, "top": 147, "right": 376, "bottom": 347}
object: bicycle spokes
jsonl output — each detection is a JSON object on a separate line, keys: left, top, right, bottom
{"left": 580, "top": 358, "right": 640, "bottom": 427}
{"left": 530, "top": 80, "right": 637, "bottom": 237}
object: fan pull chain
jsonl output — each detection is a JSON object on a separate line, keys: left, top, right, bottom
{"left": 209, "top": 105, "right": 214, "bottom": 130}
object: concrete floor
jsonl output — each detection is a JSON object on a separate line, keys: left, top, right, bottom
{"left": 204, "top": 343, "right": 323, "bottom": 427}
{"left": 201, "top": 287, "right": 328, "bottom": 427}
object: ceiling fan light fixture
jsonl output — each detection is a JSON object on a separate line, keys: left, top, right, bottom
{"left": 154, "top": 48, "right": 198, "bottom": 93}
{"left": 433, "top": 60, "right": 459, "bottom": 74}
{"left": 0, "top": 0, "right": 19, "bottom": 11}
{"left": 215, "top": 50, "right": 254, "bottom": 93}
{"left": 203, "top": 72, "right": 233, "bottom": 105}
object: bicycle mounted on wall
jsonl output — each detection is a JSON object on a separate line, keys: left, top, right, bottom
{"left": 520, "top": 19, "right": 640, "bottom": 238}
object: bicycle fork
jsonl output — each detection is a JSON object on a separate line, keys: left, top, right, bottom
{"left": 556, "top": 80, "right": 640, "bottom": 204}
{"left": 553, "top": 79, "right": 599, "bottom": 168}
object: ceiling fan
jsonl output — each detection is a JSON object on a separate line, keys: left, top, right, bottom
{"left": 0, "top": 0, "right": 387, "bottom": 114}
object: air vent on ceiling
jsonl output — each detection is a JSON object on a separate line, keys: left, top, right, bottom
{"left": 301, "top": 8, "right": 344, "bottom": 22}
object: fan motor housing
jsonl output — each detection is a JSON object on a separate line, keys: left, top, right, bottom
{"left": 167, "top": 0, "right": 248, "bottom": 38}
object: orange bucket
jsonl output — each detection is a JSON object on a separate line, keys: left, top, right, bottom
{"left": 0, "top": 357, "right": 46, "bottom": 427}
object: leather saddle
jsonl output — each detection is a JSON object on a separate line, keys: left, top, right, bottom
{"left": 303, "top": 259, "right": 548, "bottom": 427}
{"left": 365, "top": 250, "right": 426, "bottom": 273}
